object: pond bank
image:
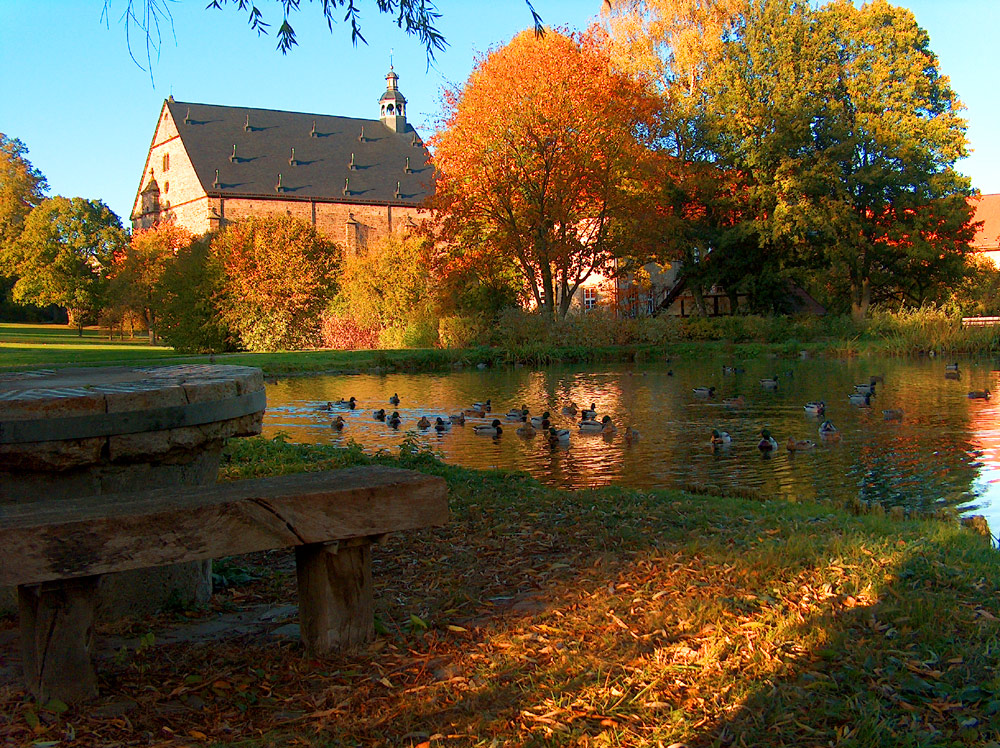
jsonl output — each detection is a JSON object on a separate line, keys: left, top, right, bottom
{"left": 4, "top": 437, "right": 995, "bottom": 746}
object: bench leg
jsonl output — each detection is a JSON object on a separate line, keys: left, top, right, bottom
{"left": 18, "top": 576, "right": 101, "bottom": 703}
{"left": 295, "top": 540, "right": 374, "bottom": 654}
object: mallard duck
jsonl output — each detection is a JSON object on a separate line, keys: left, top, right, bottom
{"left": 945, "top": 370, "right": 962, "bottom": 380}
{"left": 968, "top": 389, "right": 991, "bottom": 400}
{"left": 848, "top": 392, "right": 871, "bottom": 406}
{"left": 854, "top": 382, "right": 876, "bottom": 395}
{"left": 434, "top": 417, "right": 451, "bottom": 431}
{"left": 319, "top": 401, "right": 334, "bottom": 411}
{"left": 464, "top": 406, "right": 487, "bottom": 418}
{"left": 561, "top": 402, "right": 578, "bottom": 416}
{"left": 389, "top": 393, "right": 400, "bottom": 405}
{"left": 505, "top": 405, "right": 529, "bottom": 421}
{"left": 516, "top": 422, "right": 537, "bottom": 438}
{"left": 945, "top": 362, "right": 960, "bottom": 372}
{"left": 760, "top": 377, "right": 779, "bottom": 391}
{"left": 530, "top": 411, "right": 552, "bottom": 428}
{"left": 693, "top": 386, "right": 716, "bottom": 398}
{"left": 372, "top": 408, "right": 386, "bottom": 421}
{"left": 336, "top": 396, "right": 357, "bottom": 409}
{"left": 580, "top": 415, "right": 615, "bottom": 433}
{"left": 449, "top": 412, "right": 466, "bottom": 425}
{"left": 786, "top": 437, "right": 816, "bottom": 451}
{"left": 580, "top": 402, "right": 598, "bottom": 420}
{"left": 472, "top": 399, "right": 492, "bottom": 412}
{"left": 758, "top": 429, "right": 779, "bottom": 452}
{"left": 818, "top": 420, "right": 841, "bottom": 440}
{"left": 882, "top": 408, "right": 904, "bottom": 421}
{"left": 386, "top": 411, "right": 401, "bottom": 427}
{"left": 624, "top": 426, "right": 640, "bottom": 443}
{"left": 473, "top": 419, "right": 503, "bottom": 436}
{"left": 547, "top": 426, "right": 571, "bottom": 445}
{"left": 803, "top": 401, "right": 825, "bottom": 416}
{"left": 416, "top": 415, "right": 431, "bottom": 429}
{"left": 710, "top": 428, "right": 732, "bottom": 446}
{"left": 723, "top": 395, "right": 745, "bottom": 408}
{"left": 722, "top": 365, "right": 744, "bottom": 375}
{"left": 331, "top": 415, "right": 346, "bottom": 430}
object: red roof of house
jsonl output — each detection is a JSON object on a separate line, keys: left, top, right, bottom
{"left": 971, "top": 194, "right": 1000, "bottom": 250}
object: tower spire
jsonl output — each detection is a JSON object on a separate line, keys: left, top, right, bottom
{"left": 379, "top": 65, "right": 407, "bottom": 134}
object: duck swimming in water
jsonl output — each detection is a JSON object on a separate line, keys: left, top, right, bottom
{"left": 758, "top": 429, "right": 779, "bottom": 452}
{"left": 803, "top": 401, "right": 825, "bottom": 416}
{"left": 372, "top": 408, "right": 386, "bottom": 421}
{"left": 331, "top": 415, "right": 346, "bottom": 430}
{"left": 386, "top": 411, "right": 401, "bottom": 428}
{"left": 787, "top": 437, "right": 816, "bottom": 451}
{"left": 968, "top": 389, "right": 991, "bottom": 400}
{"left": 473, "top": 419, "right": 503, "bottom": 436}
{"left": 580, "top": 403, "right": 598, "bottom": 420}
{"left": 416, "top": 415, "right": 431, "bottom": 429}
{"left": 530, "top": 411, "right": 552, "bottom": 428}
{"left": 561, "top": 402, "right": 578, "bottom": 416}
{"left": 547, "top": 426, "right": 571, "bottom": 445}
{"left": 710, "top": 428, "right": 732, "bottom": 446}
{"left": 693, "top": 386, "right": 716, "bottom": 398}
{"left": 389, "top": 393, "right": 400, "bottom": 405}
{"left": 624, "top": 426, "right": 640, "bottom": 443}
{"left": 818, "top": 420, "right": 841, "bottom": 440}
{"left": 580, "top": 415, "right": 615, "bottom": 433}
{"left": 434, "top": 417, "right": 451, "bottom": 431}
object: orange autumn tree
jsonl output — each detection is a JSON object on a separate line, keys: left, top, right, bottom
{"left": 109, "top": 223, "right": 194, "bottom": 343}
{"left": 430, "top": 28, "right": 663, "bottom": 319}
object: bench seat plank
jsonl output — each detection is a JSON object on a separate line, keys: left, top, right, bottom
{"left": 0, "top": 466, "right": 448, "bottom": 587}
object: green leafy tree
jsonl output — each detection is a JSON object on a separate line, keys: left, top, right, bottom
{"left": 157, "top": 236, "right": 234, "bottom": 352}
{"left": 0, "top": 135, "right": 49, "bottom": 319}
{"left": 7, "top": 197, "right": 126, "bottom": 333}
{"left": 213, "top": 214, "right": 341, "bottom": 351}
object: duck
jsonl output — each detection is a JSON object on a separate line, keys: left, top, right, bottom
{"left": 758, "top": 429, "right": 779, "bottom": 452}
{"left": 386, "top": 411, "right": 401, "bottom": 428}
{"left": 580, "top": 402, "right": 598, "bottom": 420}
{"left": 945, "top": 362, "right": 960, "bottom": 372}
{"left": 945, "top": 369, "right": 962, "bottom": 380}
{"left": 464, "top": 406, "right": 488, "bottom": 418}
{"left": 803, "top": 401, "right": 826, "bottom": 416}
{"left": 372, "top": 408, "right": 386, "bottom": 421}
{"left": 505, "top": 405, "right": 530, "bottom": 421}
{"left": 336, "top": 396, "right": 357, "bottom": 409}
{"left": 530, "top": 411, "right": 552, "bottom": 428}
{"left": 473, "top": 419, "right": 503, "bottom": 436}
{"left": 760, "top": 377, "right": 779, "bottom": 391}
{"left": 786, "top": 437, "right": 816, "bottom": 451}
{"left": 561, "top": 402, "right": 578, "bottom": 416}
{"left": 547, "top": 426, "right": 571, "bottom": 445}
{"left": 882, "top": 408, "right": 904, "bottom": 421}
{"left": 853, "top": 382, "right": 876, "bottom": 395}
{"left": 516, "top": 422, "right": 537, "bottom": 438}
{"left": 624, "top": 426, "right": 640, "bottom": 443}
{"left": 580, "top": 415, "right": 615, "bottom": 433}
{"left": 818, "top": 420, "right": 841, "bottom": 440}
{"left": 434, "top": 417, "right": 451, "bottom": 431}
{"left": 449, "top": 412, "right": 466, "bottom": 425}
{"left": 389, "top": 393, "right": 400, "bottom": 405}
{"left": 416, "top": 415, "right": 431, "bottom": 429}
{"left": 710, "top": 428, "right": 732, "bottom": 446}
{"left": 848, "top": 392, "right": 871, "bottom": 406}
{"left": 331, "top": 415, "right": 346, "bottom": 431}
{"left": 968, "top": 389, "right": 991, "bottom": 400}
{"left": 693, "top": 386, "right": 716, "bottom": 398}
{"left": 319, "top": 401, "right": 334, "bottom": 411}
{"left": 722, "top": 395, "right": 745, "bottom": 408}
{"left": 722, "top": 365, "right": 745, "bottom": 375}
{"left": 472, "top": 399, "right": 492, "bottom": 412}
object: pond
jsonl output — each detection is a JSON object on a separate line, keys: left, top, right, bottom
{"left": 261, "top": 354, "right": 1000, "bottom": 536}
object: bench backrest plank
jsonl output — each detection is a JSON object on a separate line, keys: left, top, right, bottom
{"left": 0, "top": 466, "right": 448, "bottom": 587}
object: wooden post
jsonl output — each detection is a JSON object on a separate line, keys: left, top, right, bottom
{"left": 18, "top": 576, "right": 101, "bottom": 703}
{"left": 295, "top": 540, "right": 374, "bottom": 654}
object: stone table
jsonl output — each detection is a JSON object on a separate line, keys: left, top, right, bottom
{"left": 0, "top": 364, "right": 266, "bottom": 616}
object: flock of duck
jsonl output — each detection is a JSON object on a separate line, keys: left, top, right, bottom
{"left": 320, "top": 393, "right": 640, "bottom": 447}
{"left": 698, "top": 361, "right": 991, "bottom": 455}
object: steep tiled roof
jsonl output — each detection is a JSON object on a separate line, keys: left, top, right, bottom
{"left": 166, "top": 100, "right": 433, "bottom": 206}
{"left": 971, "top": 194, "right": 1000, "bottom": 250}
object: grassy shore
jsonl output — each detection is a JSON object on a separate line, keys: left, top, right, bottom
{"left": 3, "top": 437, "right": 997, "bottom": 746}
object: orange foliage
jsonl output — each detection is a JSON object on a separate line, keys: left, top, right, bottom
{"left": 430, "top": 27, "right": 664, "bottom": 318}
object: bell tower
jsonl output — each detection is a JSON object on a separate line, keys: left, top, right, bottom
{"left": 379, "top": 66, "right": 407, "bottom": 134}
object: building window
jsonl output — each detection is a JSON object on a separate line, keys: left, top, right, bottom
{"left": 163, "top": 181, "right": 169, "bottom": 194}
{"left": 162, "top": 153, "right": 170, "bottom": 171}
{"left": 584, "top": 287, "right": 597, "bottom": 310}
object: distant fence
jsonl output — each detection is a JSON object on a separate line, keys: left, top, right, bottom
{"left": 961, "top": 317, "right": 1000, "bottom": 327}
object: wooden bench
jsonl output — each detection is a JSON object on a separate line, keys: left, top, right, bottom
{"left": 0, "top": 466, "right": 448, "bottom": 704}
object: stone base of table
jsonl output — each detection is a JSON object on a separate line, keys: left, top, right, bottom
{"left": 0, "top": 365, "right": 266, "bottom": 621}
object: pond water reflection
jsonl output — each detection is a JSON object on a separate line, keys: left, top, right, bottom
{"left": 261, "top": 355, "right": 1000, "bottom": 535}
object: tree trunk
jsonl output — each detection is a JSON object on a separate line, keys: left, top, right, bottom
{"left": 851, "top": 277, "right": 871, "bottom": 322}
{"left": 689, "top": 283, "right": 708, "bottom": 317}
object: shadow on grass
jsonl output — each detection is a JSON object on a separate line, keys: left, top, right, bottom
{"left": 2, "top": 438, "right": 998, "bottom": 746}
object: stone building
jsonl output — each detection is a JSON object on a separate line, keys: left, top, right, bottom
{"left": 131, "top": 68, "right": 432, "bottom": 252}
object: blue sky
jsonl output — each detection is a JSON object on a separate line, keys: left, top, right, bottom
{"left": 1, "top": 0, "right": 997, "bottom": 224}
